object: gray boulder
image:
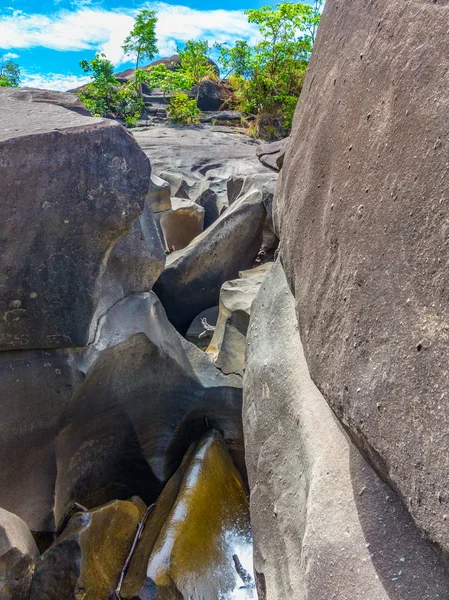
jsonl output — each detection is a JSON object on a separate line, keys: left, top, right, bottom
{"left": 153, "top": 188, "right": 267, "bottom": 334}
{"left": 0, "top": 88, "right": 150, "bottom": 350}
{"left": 256, "top": 137, "right": 289, "bottom": 171}
{"left": 0, "top": 508, "right": 39, "bottom": 600}
{"left": 244, "top": 261, "right": 449, "bottom": 599}
{"left": 275, "top": 0, "right": 449, "bottom": 555}
{"left": 206, "top": 264, "right": 272, "bottom": 376}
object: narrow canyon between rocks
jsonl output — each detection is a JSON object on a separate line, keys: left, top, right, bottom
{"left": 0, "top": 1, "right": 448, "bottom": 599}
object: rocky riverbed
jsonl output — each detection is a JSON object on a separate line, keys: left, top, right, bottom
{"left": 0, "top": 0, "right": 448, "bottom": 597}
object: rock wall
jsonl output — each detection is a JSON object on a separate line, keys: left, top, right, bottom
{"left": 275, "top": 0, "right": 449, "bottom": 558}
{"left": 244, "top": 261, "right": 449, "bottom": 599}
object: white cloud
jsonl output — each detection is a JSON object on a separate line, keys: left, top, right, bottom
{"left": 0, "top": 3, "right": 259, "bottom": 66}
{"left": 20, "top": 72, "right": 91, "bottom": 91}
{"left": 1, "top": 52, "right": 19, "bottom": 60}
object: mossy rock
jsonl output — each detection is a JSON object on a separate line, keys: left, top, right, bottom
{"left": 29, "top": 498, "right": 145, "bottom": 599}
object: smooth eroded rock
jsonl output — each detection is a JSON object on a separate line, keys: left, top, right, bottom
{"left": 206, "top": 264, "right": 271, "bottom": 376}
{"left": 244, "top": 261, "right": 449, "bottom": 599}
{"left": 29, "top": 499, "right": 145, "bottom": 600}
{"left": 153, "top": 188, "right": 267, "bottom": 334}
{"left": 275, "top": 0, "right": 449, "bottom": 555}
{"left": 124, "top": 431, "right": 251, "bottom": 600}
{"left": 158, "top": 198, "right": 205, "bottom": 251}
{"left": 0, "top": 87, "right": 150, "bottom": 350}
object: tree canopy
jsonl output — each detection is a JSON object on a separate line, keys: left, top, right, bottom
{"left": 122, "top": 9, "right": 158, "bottom": 70}
{"left": 0, "top": 60, "right": 21, "bottom": 88}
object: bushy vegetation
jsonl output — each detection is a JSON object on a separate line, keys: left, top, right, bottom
{"left": 78, "top": 53, "right": 143, "bottom": 126}
{"left": 74, "top": 1, "right": 322, "bottom": 134}
{"left": 0, "top": 60, "right": 20, "bottom": 87}
{"left": 217, "top": 0, "right": 323, "bottom": 137}
{"left": 167, "top": 92, "right": 201, "bottom": 124}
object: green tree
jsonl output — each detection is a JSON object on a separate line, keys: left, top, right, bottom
{"left": 77, "top": 53, "right": 144, "bottom": 126}
{"left": 229, "top": 1, "right": 322, "bottom": 138}
{"left": 78, "top": 53, "right": 118, "bottom": 116}
{"left": 215, "top": 40, "right": 252, "bottom": 79}
{"left": 177, "top": 40, "right": 216, "bottom": 97}
{"left": 122, "top": 9, "right": 158, "bottom": 70}
{"left": 0, "top": 60, "right": 21, "bottom": 87}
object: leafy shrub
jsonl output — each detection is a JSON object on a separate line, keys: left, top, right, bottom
{"left": 77, "top": 53, "right": 144, "bottom": 125}
{"left": 167, "top": 92, "right": 200, "bottom": 124}
{"left": 137, "top": 64, "right": 193, "bottom": 96}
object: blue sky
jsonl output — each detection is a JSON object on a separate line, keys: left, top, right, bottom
{"left": 0, "top": 0, "right": 301, "bottom": 90}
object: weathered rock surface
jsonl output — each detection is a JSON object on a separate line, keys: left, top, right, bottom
{"left": 158, "top": 198, "right": 205, "bottom": 251}
{"left": 54, "top": 291, "right": 243, "bottom": 527}
{"left": 0, "top": 289, "right": 242, "bottom": 533}
{"left": 256, "top": 137, "right": 289, "bottom": 171}
{"left": 148, "top": 173, "right": 172, "bottom": 213}
{"left": 207, "top": 264, "right": 271, "bottom": 376}
{"left": 0, "top": 349, "right": 84, "bottom": 532}
{"left": 0, "top": 88, "right": 151, "bottom": 350}
{"left": 29, "top": 499, "right": 145, "bottom": 600}
{"left": 124, "top": 431, "right": 251, "bottom": 600}
{"left": 0, "top": 508, "right": 39, "bottom": 600}
{"left": 244, "top": 261, "right": 449, "bottom": 599}
{"left": 154, "top": 187, "right": 267, "bottom": 334}
{"left": 275, "top": 0, "right": 449, "bottom": 556}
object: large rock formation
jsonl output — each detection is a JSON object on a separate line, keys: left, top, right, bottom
{"left": 0, "top": 88, "right": 155, "bottom": 350}
{"left": 275, "top": 0, "right": 449, "bottom": 557}
{"left": 244, "top": 262, "right": 449, "bottom": 599}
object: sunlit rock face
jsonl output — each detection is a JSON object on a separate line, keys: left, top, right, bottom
{"left": 29, "top": 498, "right": 146, "bottom": 600}
{"left": 123, "top": 430, "right": 254, "bottom": 600}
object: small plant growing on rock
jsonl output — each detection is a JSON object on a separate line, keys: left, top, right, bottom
{"left": 167, "top": 92, "right": 200, "bottom": 124}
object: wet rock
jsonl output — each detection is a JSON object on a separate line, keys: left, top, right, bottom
{"left": 158, "top": 198, "right": 205, "bottom": 251}
{"left": 206, "top": 265, "right": 271, "bottom": 376}
{"left": 275, "top": 0, "right": 449, "bottom": 555}
{"left": 244, "top": 261, "right": 449, "bottom": 599}
{"left": 0, "top": 508, "right": 39, "bottom": 600}
{"left": 29, "top": 499, "right": 145, "bottom": 600}
{"left": 256, "top": 137, "right": 289, "bottom": 171}
{"left": 54, "top": 291, "right": 243, "bottom": 527}
{"left": 0, "top": 88, "right": 150, "bottom": 350}
{"left": 124, "top": 431, "right": 251, "bottom": 600}
{"left": 153, "top": 188, "right": 267, "bottom": 334}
